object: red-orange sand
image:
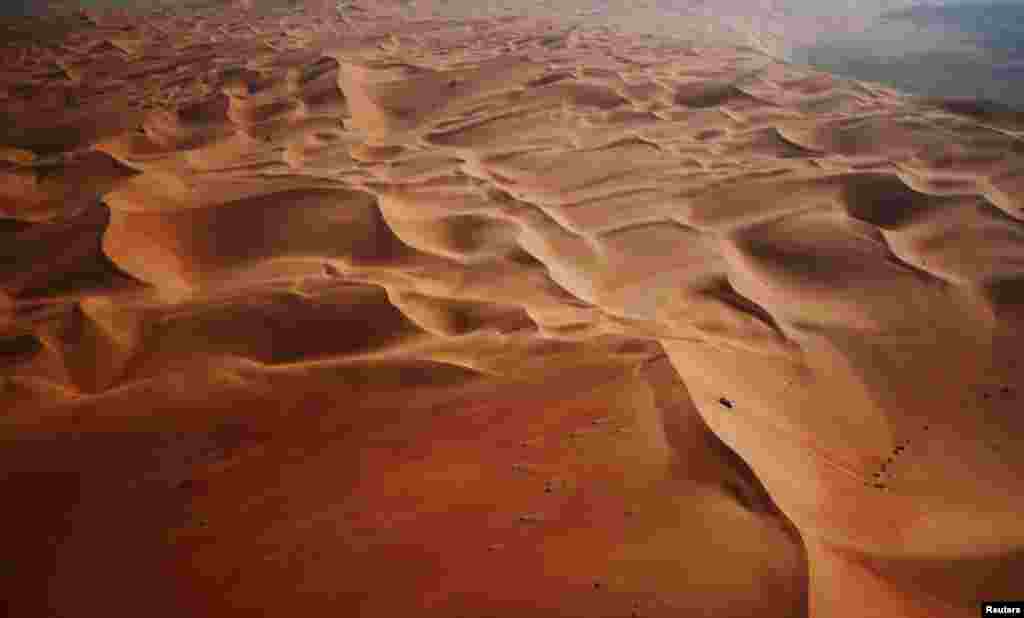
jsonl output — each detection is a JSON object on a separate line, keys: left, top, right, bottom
{"left": 1, "top": 1, "right": 1023, "bottom": 616}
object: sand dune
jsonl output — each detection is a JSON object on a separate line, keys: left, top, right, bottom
{"left": 1, "top": 1, "right": 1022, "bottom": 617}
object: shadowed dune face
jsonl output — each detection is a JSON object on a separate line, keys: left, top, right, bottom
{"left": 2, "top": 2, "right": 1024, "bottom": 617}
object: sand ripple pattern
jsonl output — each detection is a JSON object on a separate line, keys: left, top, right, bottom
{"left": 2, "top": 2, "right": 1024, "bottom": 615}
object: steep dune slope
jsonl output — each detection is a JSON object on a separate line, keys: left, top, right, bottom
{"left": 2, "top": 2, "right": 1023, "bottom": 617}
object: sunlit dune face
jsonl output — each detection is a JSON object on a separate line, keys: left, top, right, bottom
{"left": 2, "top": 2, "right": 1024, "bottom": 617}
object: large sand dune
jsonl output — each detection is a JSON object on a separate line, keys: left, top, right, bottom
{"left": 2, "top": 2, "right": 1022, "bottom": 616}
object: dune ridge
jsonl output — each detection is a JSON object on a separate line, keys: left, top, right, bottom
{"left": 2, "top": 2, "right": 1023, "bottom": 617}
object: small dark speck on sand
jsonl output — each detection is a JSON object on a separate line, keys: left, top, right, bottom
{"left": 718, "top": 398, "right": 733, "bottom": 409}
